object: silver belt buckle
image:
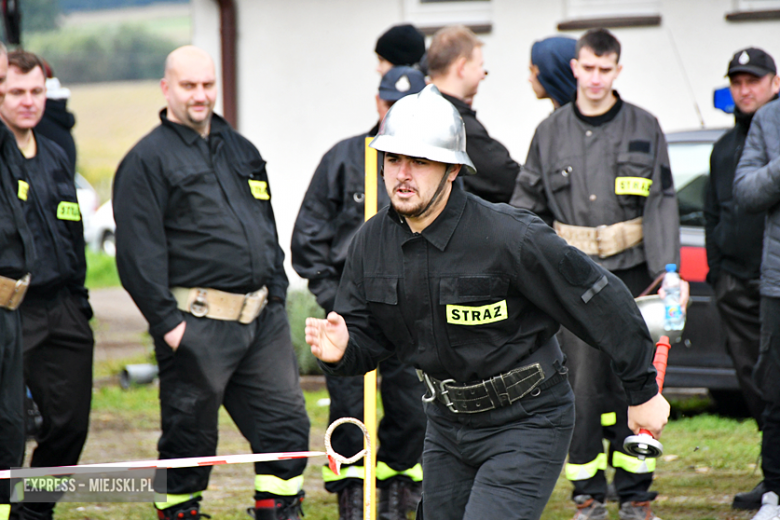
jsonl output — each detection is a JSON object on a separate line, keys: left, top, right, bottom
{"left": 189, "top": 289, "right": 209, "bottom": 317}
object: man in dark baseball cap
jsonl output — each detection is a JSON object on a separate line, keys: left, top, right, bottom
{"left": 728, "top": 47, "right": 777, "bottom": 78}
{"left": 705, "top": 46, "right": 779, "bottom": 513}
{"left": 375, "top": 23, "right": 426, "bottom": 76}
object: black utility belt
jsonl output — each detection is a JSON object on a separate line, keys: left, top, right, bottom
{"left": 418, "top": 363, "right": 567, "bottom": 414}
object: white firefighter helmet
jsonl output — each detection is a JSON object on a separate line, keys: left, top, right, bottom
{"left": 369, "top": 84, "right": 476, "bottom": 174}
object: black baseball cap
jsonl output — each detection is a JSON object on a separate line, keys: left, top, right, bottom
{"left": 727, "top": 47, "right": 777, "bottom": 78}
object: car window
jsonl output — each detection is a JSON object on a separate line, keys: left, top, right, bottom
{"left": 668, "top": 142, "right": 714, "bottom": 227}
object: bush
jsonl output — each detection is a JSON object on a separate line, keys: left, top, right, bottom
{"left": 25, "top": 23, "right": 178, "bottom": 84}
{"left": 286, "top": 289, "right": 324, "bottom": 376}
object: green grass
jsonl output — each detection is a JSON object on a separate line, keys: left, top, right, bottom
{"left": 85, "top": 249, "right": 121, "bottom": 289}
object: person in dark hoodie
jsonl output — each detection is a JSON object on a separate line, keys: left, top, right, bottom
{"left": 704, "top": 47, "right": 780, "bottom": 512}
{"left": 34, "top": 61, "right": 77, "bottom": 173}
{"left": 528, "top": 36, "right": 577, "bottom": 109}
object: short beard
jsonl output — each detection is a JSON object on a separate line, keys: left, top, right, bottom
{"left": 391, "top": 165, "right": 452, "bottom": 220}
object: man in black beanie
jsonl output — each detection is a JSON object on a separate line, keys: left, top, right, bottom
{"left": 375, "top": 23, "right": 426, "bottom": 76}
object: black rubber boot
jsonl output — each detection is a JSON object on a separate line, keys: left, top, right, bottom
{"left": 379, "top": 480, "right": 409, "bottom": 520}
{"left": 337, "top": 483, "right": 363, "bottom": 520}
{"left": 248, "top": 491, "right": 305, "bottom": 520}
{"left": 156, "top": 498, "right": 211, "bottom": 520}
{"left": 733, "top": 481, "right": 766, "bottom": 510}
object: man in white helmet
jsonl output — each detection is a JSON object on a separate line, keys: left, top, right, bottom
{"left": 305, "top": 84, "right": 670, "bottom": 520}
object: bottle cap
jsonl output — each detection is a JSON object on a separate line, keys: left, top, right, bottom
{"left": 665, "top": 264, "right": 677, "bottom": 273}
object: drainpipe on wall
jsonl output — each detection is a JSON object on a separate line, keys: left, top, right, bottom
{"left": 216, "top": 0, "right": 237, "bottom": 128}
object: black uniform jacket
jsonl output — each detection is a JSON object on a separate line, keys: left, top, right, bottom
{"left": 291, "top": 125, "right": 389, "bottom": 313}
{"left": 20, "top": 133, "right": 90, "bottom": 315}
{"left": 443, "top": 94, "right": 521, "bottom": 204}
{"left": 0, "top": 121, "right": 34, "bottom": 280}
{"left": 324, "top": 185, "right": 659, "bottom": 406}
{"left": 704, "top": 107, "right": 767, "bottom": 284}
{"left": 113, "top": 111, "right": 288, "bottom": 337}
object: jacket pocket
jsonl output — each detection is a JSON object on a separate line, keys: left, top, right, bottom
{"left": 615, "top": 152, "right": 653, "bottom": 209}
{"left": 439, "top": 275, "right": 511, "bottom": 347}
{"left": 232, "top": 159, "right": 271, "bottom": 201}
{"left": 364, "top": 276, "right": 412, "bottom": 347}
{"left": 546, "top": 162, "right": 574, "bottom": 194}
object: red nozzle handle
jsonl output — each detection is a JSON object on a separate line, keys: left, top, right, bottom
{"left": 636, "top": 336, "right": 672, "bottom": 441}
{"left": 653, "top": 335, "right": 671, "bottom": 393}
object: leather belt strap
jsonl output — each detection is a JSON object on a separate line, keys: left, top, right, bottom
{"left": 419, "top": 363, "right": 567, "bottom": 414}
{"left": 554, "top": 216, "right": 643, "bottom": 259}
{"left": 171, "top": 286, "right": 268, "bottom": 324}
{"left": 0, "top": 273, "right": 30, "bottom": 310}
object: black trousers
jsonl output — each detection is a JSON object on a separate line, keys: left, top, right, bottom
{"left": 714, "top": 272, "right": 765, "bottom": 426}
{"left": 152, "top": 302, "right": 310, "bottom": 498}
{"left": 323, "top": 355, "right": 426, "bottom": 493}
{"left": 757, "top": 297, "right": 780, "bottom": 495}
{"left": 421, "top": 378, "right": 574, "bottom": 520}
{"left": 18, "top": 292, "right": 94, "bottom": 516}
{"left": 0, "top": 308, "right": 25, "bottom": 505}
{"left": 561, "top": 263, "right": 656, "bottom": 503}
{"left": 21, "top": 292, "right": 94, "bottom": 469}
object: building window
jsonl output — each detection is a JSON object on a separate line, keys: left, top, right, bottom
{"left": 404, "top": 0, "right": 492, "bottom": 35}
{"left": 558, "top": 0, "right": 661, "bottom": 31}
{"left": 726, "top": 0, "right": 780, "bottom": 21}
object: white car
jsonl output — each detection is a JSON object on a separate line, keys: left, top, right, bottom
{"left": 84, "top": 200, "right": 116, "bottom": 256}
{"left": 75, "top": 173, "right": 99, "bottom": 229}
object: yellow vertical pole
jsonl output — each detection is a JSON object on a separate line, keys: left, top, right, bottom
{"left": 363, "top": 137, "right": 378, "bottom": 520}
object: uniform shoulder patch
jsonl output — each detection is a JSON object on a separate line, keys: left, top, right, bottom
{"left": 629, "top": 140, "right": 651, "bottom": 154}
{"left": 559, "top": 248, "right": 597, "bottom": 287}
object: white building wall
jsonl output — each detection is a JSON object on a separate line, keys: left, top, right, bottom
{"left": 191, "top": 0, "right": 780, "bottom": 287}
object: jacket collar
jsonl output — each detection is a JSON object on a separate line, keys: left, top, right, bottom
{"left": 388, "top": 183, "right": 467, "bottom": 252}
{"left": 159, "top": 109, "right": 231, "bottom": 145}
{"left": 441, "top": 92, "right": 476, "bottom": 117}
{"left": 572, "top": 90, "right": 623, "bottom": 127}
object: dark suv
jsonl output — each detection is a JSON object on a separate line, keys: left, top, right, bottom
{"left": 664, "top": 128, "right": 741, "bottom": 402}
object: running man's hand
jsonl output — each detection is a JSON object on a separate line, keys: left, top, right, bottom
{"left": 627, "top": 393, "right": 670, "bottom": 438}
{"left": 306, "top": 312, "right": 350, "bottom": 363}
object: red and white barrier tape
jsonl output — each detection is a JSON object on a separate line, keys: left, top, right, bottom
{"left": 0, "top": 451, "right": 325, "bottom": 479}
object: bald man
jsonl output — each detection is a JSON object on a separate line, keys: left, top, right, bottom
{"left": 113, "top": 46, "right": 310, "bottom": 520}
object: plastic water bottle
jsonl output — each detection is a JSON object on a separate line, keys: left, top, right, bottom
{"left": 662, "top": 263, "right": 685, "bottom": 331}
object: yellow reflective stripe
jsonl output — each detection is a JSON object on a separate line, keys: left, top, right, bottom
{"left": 154, "top": 491, "right": 202, "bottom": 509}
{"left": 56, "top": 201, "right": 81, "bottom": 221}
{"left": 565, "top": 453, "right": 607, "bottom": 481}
{"left": 601, "top": 412, "right": 617, "bottom": 426}
{"left": 18, "top": 180, "right": 29, "bottom": 201}
{"left": 612, "top": 451, "right": 655, "bottom": 473}
{"left": 446, "top": 300, "right": 508, "bottom": 325}
{"left": 254, "top": 474, "right": 303, "bottom": 496}
{"left": 0, "top": 504, "right": 10, "bottom": 520}
{"left": 615, "top": 177, "right": 652, "bottom": 197}
{"left": 248, "top": 180, "right": 270, "bottom": 200}
{"left": 322, "top": 464, "right": 365, "bottom": 482}
{"left": 375, "top": 462, "right": 423, "bottom": 482}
